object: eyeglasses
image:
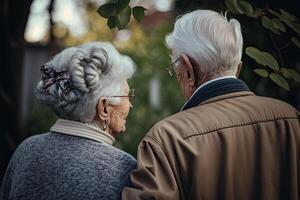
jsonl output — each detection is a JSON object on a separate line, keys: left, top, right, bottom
{"left": 106, "top": 89, "right": 135, "bottom": 105}
{"left": 166, "top": 57, "right": 181, "bottom": 77}
{"left": 166, "top": 55, "right": 201, "bottom": 88}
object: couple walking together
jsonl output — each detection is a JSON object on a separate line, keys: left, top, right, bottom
{"left": 1, "top": 9, "right": 299, "bottom": 200}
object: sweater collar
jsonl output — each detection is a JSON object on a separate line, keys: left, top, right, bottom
{"left": 50, "top": 119, "right": 115, "bottom": 145}
{"left": 180, "top": 76, "right": 249, "bottom": 111}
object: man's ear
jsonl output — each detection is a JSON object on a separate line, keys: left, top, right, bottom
{"left": 96, "top": 97, "right": 109, "bottom": 121}
{"left": 236, "top": 62, "right": 243, "bottom": 77}
{"left": 181, "top": 54, "right": 196, "bottom": 87}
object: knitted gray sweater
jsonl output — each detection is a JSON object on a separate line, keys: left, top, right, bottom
{"left": 0, "top": 132, "right": 136, "bottom": 200}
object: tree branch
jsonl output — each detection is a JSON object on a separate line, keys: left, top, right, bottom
{"left": 269, "top": 32, "right": 284, "bottom": 68}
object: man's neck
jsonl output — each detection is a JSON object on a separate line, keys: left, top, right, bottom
{"left": 181, "top": 76, "right": 243, "bottom": 111}
{"left": 196, "top": 75, "right": 237, "bottom": 94}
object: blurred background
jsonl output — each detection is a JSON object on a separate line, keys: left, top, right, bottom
{"left": 1, "top": 0, "right": 299, "bottom": 183}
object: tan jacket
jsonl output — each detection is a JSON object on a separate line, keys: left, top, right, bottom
{"left": 122, "top": 91, "right": 300, "bottom": 200}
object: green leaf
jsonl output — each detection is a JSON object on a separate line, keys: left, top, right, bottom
{"left": 225, "top": 0, "right": 238, "bottom": 14}
{"left": 107, "top": 16, "right": 119, "bottom": 29}
{"left": 254, "top": 8, "right": 264, "bottom": 18}
{"left": 262, "top": 16, "right": 280, "bottom": 34}
{"left": 133, "top": 6, "right": 146, "bottom": 23}
{"left": 239, "top": 0, "right": 254, "bottom": 17}
{"left": 225, "top": 0, "right": 244, "bottom": 14}
{"left": 116, "top": 0, "right": 130, "bottom": 13}
{"left": 280, "top": 9, "right": 298, "bottom": 22}
{"left": 97, "top": 3, "right": 117, "bottom": 18}
{"left": 272, "top": 18, "right": 286, "bottom": 32}
{"left": 262, "top": 16, "right": 272, "bottom": 27}
{"left": 269, "top": 73, "right": 290, "bottom": 90}
{"left": 281, "top": 68, "right": 293, "bottom": 79}
{"left": 117, "top": 6, "right": 131, "bottom": 30}
{"left": 281, "top": 68, "right": 300, "bottom": 82}
{"left": 291, "top": 37, "right": 300, "bottom": 48}
{"left": 268, "top": 9, "right": 281, "bottom": 18}
{"left": 291, "top": 71, "right": 300, "bottom": 82}
{"left": 253, "top": 69, "right": 269, "bottom": 77}
{"left": 245, "top": 47, "right": 279, "bottom": 71}
{"left": 283, "top": 20, "right": 300, "bottom": 34}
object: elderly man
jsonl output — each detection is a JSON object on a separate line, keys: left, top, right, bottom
{"left": 122, "top": 9, "right": 300, "bottom": 200}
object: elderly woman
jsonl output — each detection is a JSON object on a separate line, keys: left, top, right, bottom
{"left": 0, "top": 42, "right": 136, "bottom": 200}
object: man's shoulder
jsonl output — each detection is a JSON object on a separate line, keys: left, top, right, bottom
{"left": 192, "top": 93, "right": 299, "bottom": 123}
{"left": 220, "top": 94, "right": 299, "bottom": 119}
{"left": 253, "top": 95, "right": 298, "bottom": 113}
{"left": 144, "top": 94, "right": 299, "bottom": 147}
{"left": 143, "top": 111, "right": 197, "bottom": 146}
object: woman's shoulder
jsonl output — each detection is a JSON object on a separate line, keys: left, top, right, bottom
{"left": 13, "top": 132, "right": 52, "bottom": 154}
{"left": 6, "top": 132, "right": 53, "bottom": 173}
{"left": 12, "top": 132, "right": 137, "bottom": 175}
{"left": 97, "top": 143, "right": 137, "bottom": 169}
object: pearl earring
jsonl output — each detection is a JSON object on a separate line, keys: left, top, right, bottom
{"left": 103, "top": 119, "right": 108, "bottom": 131}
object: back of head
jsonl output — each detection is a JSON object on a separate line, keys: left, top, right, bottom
{"left": 166, "top": 10, "right": 243, "bottom": 78}
{"left": 36, "top": 42, "right": 135, "bottom": 122}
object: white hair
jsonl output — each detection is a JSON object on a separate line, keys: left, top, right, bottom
{"left": 36, "top": 42, "right": 135, "bottom": 122}
{"left": 166, "top": 10, "right": 243, "bottom": 77}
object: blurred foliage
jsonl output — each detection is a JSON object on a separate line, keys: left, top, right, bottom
{"left": 97, "top": 0, "right": 300, "bottom": 91}
{"left": 115, "top": 24, "right": 185, "bottom": 156}
{"left": 28, "top": 100, "right": 57, "bottom": 135}
{"left": 225, "top": 0, "right": 300, "bottom": 90}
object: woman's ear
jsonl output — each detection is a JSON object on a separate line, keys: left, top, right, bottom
{"left": 181, "top": 54, "right": 196, "bottom": 87}
{"left": 96, "top": 97, "right": 109, "bottom": 121}
{"left": 236, "top": 62, "right": 243, "bottom": 77}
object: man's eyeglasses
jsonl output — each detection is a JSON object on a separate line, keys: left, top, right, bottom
{"left": 106, "top": 89, "right": 135, "bottom": 105}
{"left": 166, "top": 55, "right": 201, "bottom": 88}
{"left": 166, "top": 57, "right": 181, "bottom": 77}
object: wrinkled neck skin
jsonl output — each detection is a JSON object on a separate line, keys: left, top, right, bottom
{"left": 187, "top": 71, "right": 236, "bottom": 99}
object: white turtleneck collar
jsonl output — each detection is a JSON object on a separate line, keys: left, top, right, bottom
{"left": 50, "top": 119, "right": 115, "bottom": 145}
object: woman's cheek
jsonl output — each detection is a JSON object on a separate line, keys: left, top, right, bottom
{"left": 117, "top": 117, "right": 126, "bottom": 132}
{"left": 110, "top": 112, "right": 124, "bottom": 133}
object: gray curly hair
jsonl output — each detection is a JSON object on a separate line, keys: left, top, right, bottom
{"left": 36, "top": 42, "right": 135, "bottom": 122}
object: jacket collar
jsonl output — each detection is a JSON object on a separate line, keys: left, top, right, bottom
{"left": 199, "top": 91, "right": 255, "bottom": 106}
{"left": 50, "top": 119, "right": 115, "bottom": 145}
{"left": 180, "top": 77, "right": 250, "bottom": 111}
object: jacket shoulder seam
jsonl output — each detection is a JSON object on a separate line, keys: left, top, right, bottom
{"left": 144, "top": 135, "right": 166, "bottom": 152}
{"left": 184, "top": 117, "right": 299, "bottom": 140}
